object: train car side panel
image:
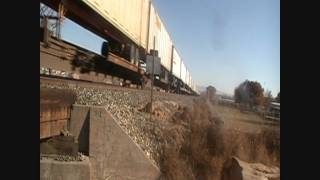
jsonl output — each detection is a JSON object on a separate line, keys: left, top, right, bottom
{"left": 82, "top": 0, "right": 149, "bottom": 48}
{"left": 185, "top": 69, "right": 189, "bottom": 86}
{"left": 172, "top": 48, "right": 182, "bottom": 79}
{"left": 180, "top": 61, "right": 186, "bottom": 84}
{"left": 148, "top": 4, "right": 173, "bottom": 72}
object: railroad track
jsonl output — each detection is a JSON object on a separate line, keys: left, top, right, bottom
{"left": 41, "top": 74, "right": 144, "bottom": 92}
{"left": 40, "top": 75, "right": 193, "bottom": 98}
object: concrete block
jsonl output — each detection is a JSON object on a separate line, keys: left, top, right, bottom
{"left": 40, "top": 157, "right": 90, "bottom": 180}
{"left": 89, "top": 107, "right": 160, "bottom": 180}
{"left": 68, "top": 105, "right": 160, "bottom": 180}
{"left": 40, "top": 136, "right": 78, "bottom": 156}
{"left": 70, "top": 105, "right": 90, "bottom": 155}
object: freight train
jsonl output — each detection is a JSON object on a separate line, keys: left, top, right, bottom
{"left": 40, "top": 0, "right": 199, "bottom": 95}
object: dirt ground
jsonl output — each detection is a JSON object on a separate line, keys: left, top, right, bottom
{"left": 157, "top": 95, "right": 280, "bottom": 180}
{"left": 212, "top": 103, "right": 280, "bottom": 134}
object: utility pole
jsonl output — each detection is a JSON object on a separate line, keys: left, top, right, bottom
{"left": 150, "top": 36, "right": 155, "bottom": 121}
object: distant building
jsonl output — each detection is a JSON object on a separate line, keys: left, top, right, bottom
{"left": 206, "top": 86, "right": 216, "bottom": 102}
{"left": 206, "top": 86, "right": 216, "bottom": 95}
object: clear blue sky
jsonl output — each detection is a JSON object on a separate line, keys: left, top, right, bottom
{"left": 60, "top": 0, "right": 280, "bottom": 97}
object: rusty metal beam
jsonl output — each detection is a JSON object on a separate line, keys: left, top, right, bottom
{"left": 40, "top": 15, "right": 59, "bottom": 20}
{"left": 41, "top": 36, "right": 139, "bottom": 72}
{"left": 108, "top": 53, "right": 138, "bottom": 72}
{"left": 40, "top": 0, "right": 135, "bottom": 46}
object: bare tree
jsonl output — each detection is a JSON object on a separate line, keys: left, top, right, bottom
{"left": 234, "top": 80, "right": 265, "bottom": 108}
{"left": 275, "top": 92, "right": 280, "bottom": 103}
{"left": 263, "top": 90, "right": 273, "bottom": 109}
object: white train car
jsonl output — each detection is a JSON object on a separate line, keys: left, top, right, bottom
{"left": 172, "top": 47, "right": 182, "bottom": 79}
{"left": 81, "top": 0, "right": 150, "bottom": 48}
{"left": 180, "top": 61, "right": 187, "bottom": 85}
{"left": 44, "top": 0, "right": 199, "bottom": 94}
{"left": 189, "top": 75, "right": 193, "bottom": 90}
{"left": 188, "top": 73, "right": 192, "bottom": 89}
{"left": 185, "top": 69, "right": 189, "bottom": 86}
{"left": 147, "top": 4, "right": 173, "bottom": 72}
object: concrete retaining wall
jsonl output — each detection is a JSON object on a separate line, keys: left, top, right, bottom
{"left": 69, "top": 105, "right": 160, "bottom": 180}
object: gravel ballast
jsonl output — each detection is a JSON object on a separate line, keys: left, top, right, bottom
{"left": 40, "top": 82, "right": 196, "bottom": 167}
